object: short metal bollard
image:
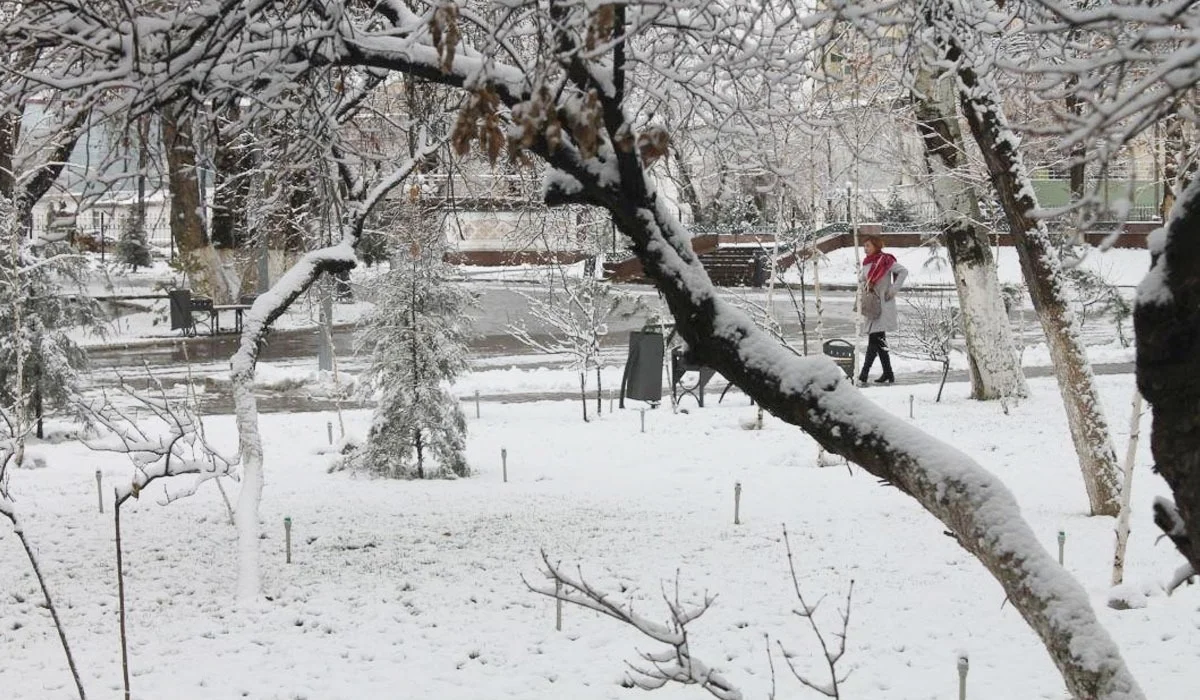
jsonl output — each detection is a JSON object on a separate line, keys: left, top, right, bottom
{"left": 555, "top": 580, "right": 563, "bottom": 632}
{"left": 284, "top": 516, "right": 293, "bottom": 564}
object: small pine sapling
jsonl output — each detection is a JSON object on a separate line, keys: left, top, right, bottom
{"left": 116, "top": 203, "right": 153, "bottom": 271}
{"left": 352, "top": 232, "right": 474, "bottom": 478}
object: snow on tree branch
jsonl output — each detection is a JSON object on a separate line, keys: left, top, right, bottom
{"left": 507, "top": 62, "right": 1145, "bottom": 699}
{"left": 527, "top": 552, "right": 743, "bottom": 700}
{"left": 79, "top": 376, "right": 237, "bottom": 507}
{"left": 778, "top": 526, "right": 853, "bottom": 699}
{"left": 230, "top": 137, "right": 444, "bottom": 380}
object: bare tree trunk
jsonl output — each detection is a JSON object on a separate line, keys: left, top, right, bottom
{"left": 1066, "top": 88, "right": 1087, "bottom": 239}
{"left": 231, "top": 376, "right": 264, "bottom": 601}
{"left": 1111, "top": 390, "right": 1143, "bottom": 586}
{"left": 1159, "top": 108, "right": 1198, "bottom": 218}
{"left": 211, "top": 102, "right": 251, "bottom": 249}
{"left": 414, "top": 428, "right": 424, "bottom": 479}
{"left": 1136, "top": 176, "right": 1200, "bottom": 576}
{"left": 580, "top": 371, "right": 588, "bottom": 422}
{"left": 0, "top": 110, "right": 17, "bottom": 200}
{"left": 160, "top": 105, "right": 207, "bottom": 254}
{"left": 162, "top": 104, "right": 234, "bottom": 301}
{"left": 409, "top": 261, "right": 424, "bottom": 478}
{"left": 952, "top": 44, "right": 1122, "bottom": 516}
{"left": 670, "top": 149, "right": 707, "bottom": 226}
{"left": 114, "top": 499, "right": 131, "bottom": 700}
{"left": 912, "top": 65, "right": 1027, "bottom": 400}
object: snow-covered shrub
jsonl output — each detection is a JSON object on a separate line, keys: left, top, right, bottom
{"left": 0, "top": 195, "right": 103, "bottom": 422}
{"left": 117, "top": 204, "right": 152, "bottom": 270}
{"left": 350, "top": 229, "right": 474, "bottom": 479}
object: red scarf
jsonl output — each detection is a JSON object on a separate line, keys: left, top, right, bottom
{"left": 864, "top": 251, "right": 896, "bottom": 286}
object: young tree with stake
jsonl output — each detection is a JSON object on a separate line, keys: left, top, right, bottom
{"left": 509, "top": 264, "right": 632, "bottom": 422}
{"left": 352, "top": 225, "right": 473, "bottom": 479}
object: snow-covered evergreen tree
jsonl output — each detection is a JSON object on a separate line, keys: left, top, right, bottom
{"left": 352, "top": 229, "right": 473, "bottom": 479}
{"left": 0, "top": 195, "right": 102, "bottom": 425}
{"left": 117, "top": 203, "right": 152, "bottom": 270}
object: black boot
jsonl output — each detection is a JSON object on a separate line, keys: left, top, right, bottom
{"left": 875, "top": 334, "right": 894, "bottom": 384}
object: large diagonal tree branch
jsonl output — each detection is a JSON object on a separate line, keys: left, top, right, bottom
{"left": 523, "top": 77, "right": 1143, "bottom": 698}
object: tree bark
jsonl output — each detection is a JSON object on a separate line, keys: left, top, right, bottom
{"left": 160, "top": 104, "right": 207, "bottom": 254}
{"left": 1135, "top": 177, "right": 1200, "bottom": 576}
{"left": 1066, "top": 89, "right": 1086, "bottom": 224}
{"left": 15, "top": 105, "right": 89, "bottom": 219}
{"left": 0, "top": 110, "right": 17, "bottom": 201}
{"left": 952, "top": 44, "right": 1122, "bottom": 517}
{"left": 211, "top": 102, "right": 251, "bottom": 249}
{"left": 579, "top": 371, "right": 588, "bottom": 422}
{"left": 1111, "top": 390, "right": 1142, "bottom": 586}
{"left": 1160, "top": 108, "right": 1195, "bottom": 218}
{"left": 912, "top": 65, "right": 1027, "bottom": 400}
{"left": 670, "top": 148, "right": 707, "bottom": 226}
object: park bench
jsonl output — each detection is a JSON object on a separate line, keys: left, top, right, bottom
{"left": 169, "top": 290, "right": 256, "bottom": 336}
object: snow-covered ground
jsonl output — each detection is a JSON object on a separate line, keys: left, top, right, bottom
{"left": 2, "top": 371, "right": 1195, "bottom": 700}
{"left": 786, "top": 246, "right": 1152, "bottom": 288}
{"left": 446, "top": 246, "right": 1152, "bottom": 290}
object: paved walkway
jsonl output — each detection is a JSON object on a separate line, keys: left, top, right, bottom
{"left": 177, "top": 361, "right": 1135, "bottom": 415}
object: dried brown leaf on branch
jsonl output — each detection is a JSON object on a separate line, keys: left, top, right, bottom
{"left": 429, "top": 2, "right": 461, "bottom": 73}
{"left": 451, "top": 88, "right": 502, "bottom": 159}
{"left": 637, "top": 126, "right": 669, "bottom": 165}
{"left": 585, "top": 4, "right": 616, "bottom": 52}
{"left": 574, "top": 90, "right": 603, "bottom": 159}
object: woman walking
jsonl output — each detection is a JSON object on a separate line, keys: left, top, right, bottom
{"left": 857, "top": 235, "right": 908, "bottom": 387}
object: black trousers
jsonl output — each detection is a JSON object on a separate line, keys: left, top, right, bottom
{"left": 860, "top": 331, "right": 894, "bottom": 381}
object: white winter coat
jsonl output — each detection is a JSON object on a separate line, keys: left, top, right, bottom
{"left": 859, "top": 257, "right": 909, "bottom": 334}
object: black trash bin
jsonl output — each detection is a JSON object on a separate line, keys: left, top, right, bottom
{"left": 751, "top": 253, "right": 768, "bottom": 288}
{"left": 823, "top": 339, "right": 856, "bottom": 379}
{"left": 168, "top": 289, "right": 193, "bottom": 334}
{"left": 620, "top": 330, "right": 665, "bottom": 407}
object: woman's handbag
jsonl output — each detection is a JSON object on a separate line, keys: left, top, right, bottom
{"left": 861, "top": 286, "right": 883, "bottom": 321}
